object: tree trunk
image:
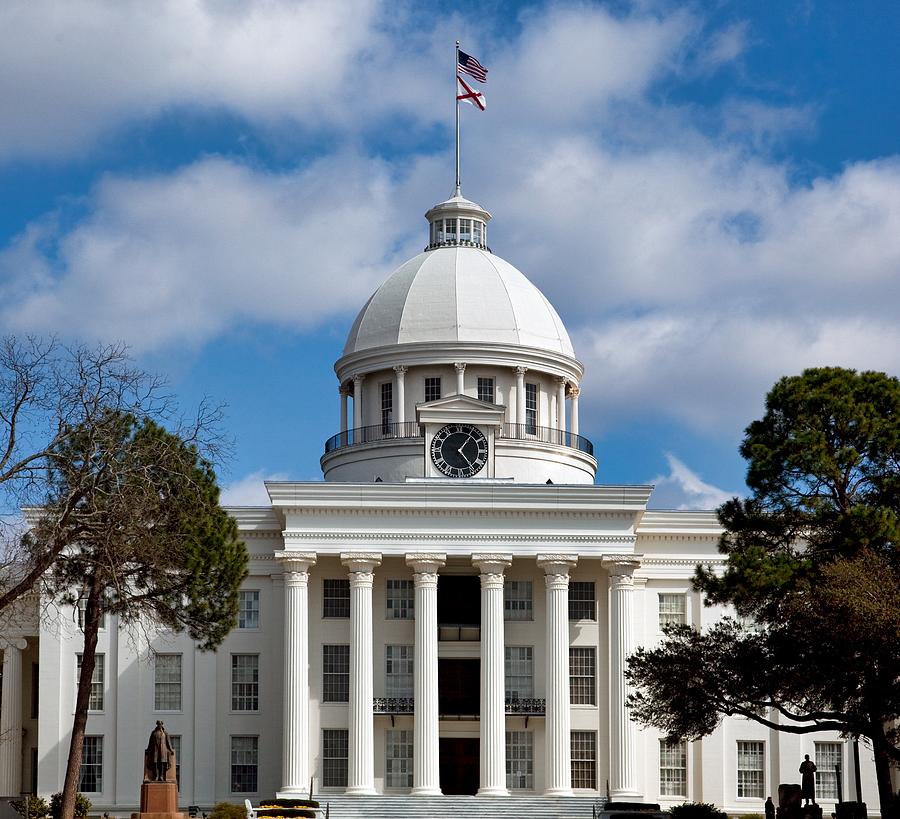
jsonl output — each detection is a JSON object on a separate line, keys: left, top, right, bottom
{"left": 870, "top": 723, "right": 899, "bottom": 819}
{"left": 59, "top": 576, "right": 103, "bottom": 819}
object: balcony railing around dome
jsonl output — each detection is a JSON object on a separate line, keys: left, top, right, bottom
{"left": 499, "top": 423, "right": 594, "bottom": 457}
{"left": 372, "top": 696, "right": 547, "bottom": 716}
{"left": 324, "top": 420, "right": 594, "bottom": 457}
{"left": 324, "top": 420, "right": 425, "bottom": 453}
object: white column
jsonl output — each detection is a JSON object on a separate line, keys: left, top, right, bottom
{"left": 275, "top": 552, "right": 316, "bottom": 798}
{"left": 394, "top": 366, "right": 408, "bottom": 425}
{"left": 352, "top": 374, "right": 365, "bottom": 430}
{"left": 514, "top": 367, "right": 527, "bottom": 427}
{"left": 537, "top": 555, "right": 577, "bottom": 796}
{"left": 570, "top": 386, "right": 580, "bottom": 437}
{"left": 0, "top": 638, "right": 27, "bottom": 797}
{"left": 339, "top": 387, "right": 349, "bottom": 433}
{"left": 556, "top": 378, "right": 567, "bottom": 434}
{"left": 342, "top": 552, "right": 382, "bottom": 795}
{"left": 603, "top": 557, "right": 642, "bottom": 800}
{"left": 454, "top": 362, "right": 466, "bottom": 395}
{"left": 406, "top": 553, "right": 447, "bottom": 796}
{"left": 472, "top": 553, "right": 512, "bottom": 797}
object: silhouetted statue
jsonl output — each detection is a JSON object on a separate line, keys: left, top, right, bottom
{"left": 766, "top": 796, "right": 776, "bottom": 819}
{"left": 145, "top": 721, "right": 174, "bottom": 782}
{"left": 799, "top": 754, "right": 817, "bottom": 806}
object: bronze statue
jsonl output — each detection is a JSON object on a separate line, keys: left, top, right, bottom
{"left": 799, "top": 754, "right": 817, "bottom": 806}
{"left": 145, "top": 721, "right": 174, "bottom": 782}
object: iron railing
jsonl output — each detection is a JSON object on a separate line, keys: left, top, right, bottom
{"left": 324, "top": 420, "right": 424, "bottom": 453}
{"left": 499, "top": 423, "right": 593, "bottom": 456}
{"left": 324, "top": 420, "right": 594, "bottom": 458}
{"left": 505, "top": 697, "right": 546, "bottom": 715}
{"left": 373, "top": 697, "right": 414, "bottom": 714}
{"left": 372, "top": 697, "right": 546, "bottom": 715}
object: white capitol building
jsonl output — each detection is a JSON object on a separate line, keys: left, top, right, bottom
{"left": 0, "top": 189, "right": 878, "bottom": 814}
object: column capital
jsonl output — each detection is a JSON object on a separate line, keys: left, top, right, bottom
{"left": 603, "top": 556, "right": 641, "bottom": 590}
{"left": 406, "top": 552, "right": 446, "bottom": 582}
{"left": 274, "top": 551, "right": 316, "bottom": 583}
{"left": 342, "top": 552, "right": 382, "bottom": 582}
{"left": 556, "top": 375, "right": 568, "bottom": 385}
{"left": 393, "top": 365, "right": 408, "bottom": 376}
{"left": 353, "top": 373, "right": 366, "bottom": 385}
{"left": 454, "top": 361, "right": 467, "bottom": 373}
{"left": 339, "top": 384, "right": 351, "bottom": 396}
{"left": 537, "top": 554, "right": 578, "bottom": 589}
{"left": 0, "top": 638, "right": 27, "bottom": 652}
{"left": 472, "top": 553, "right": 512, "bottom": 588}
{"left": 514, "top": 366, "right": 528, "bottom": 375}
{"left": 568, "top": 385, "right": 580, "bottom": 398}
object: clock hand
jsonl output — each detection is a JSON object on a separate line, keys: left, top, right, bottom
{"left": 457, "top": 444, "right": 473, "bottom": 467}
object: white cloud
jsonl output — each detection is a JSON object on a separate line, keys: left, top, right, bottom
{"left": 221, "top": 469, "right": 289, "bottom": 507}
{"left": 648, "top": 453, "right": 734, "bottom": 510}
{"left": 0, "top": 153, "right": 423, "bottom": 349}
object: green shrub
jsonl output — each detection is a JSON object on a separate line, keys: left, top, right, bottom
{"left": 49, "top": 793, "right": 92, "bottom": 819}
{"left": 209, "top": 802, "right": 251, "bottom": 819}
{"left": 10, "top": 796, "right": 50, "bottom": 819}
{"left": 742, "top": 813, "right": 765, "bottom": 819}
{"left": 669, "top": 802, "right": 728, "bottom": 819}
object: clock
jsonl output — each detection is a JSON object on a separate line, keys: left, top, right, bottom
{"left": 430, "top": 424, "right": 489, "bottom": 478}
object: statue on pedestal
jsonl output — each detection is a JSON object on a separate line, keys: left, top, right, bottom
{"left": 799, "top": 754, "right": 817, "bottom": 806}
{"left": 144, "top": 721, "right": 175, "bottom": 783}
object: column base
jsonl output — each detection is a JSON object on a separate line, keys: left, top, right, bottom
{"left": 476, "top": 787, "right": 509, "bottom": 797}
{"left": 410, "top": 787, "right": 442, "bottom": 796}
{"left": 544, "top": 787, "right": 574, "bottom": 797}
{"left": 344, "top": 786, "right": 377, "bottom": 795}
{"left": 275, "top": 788, "right": 311, "bottom": 799}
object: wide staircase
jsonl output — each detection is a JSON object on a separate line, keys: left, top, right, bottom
{"left": 311, "top": 793, "right": 602, "bottom": 819}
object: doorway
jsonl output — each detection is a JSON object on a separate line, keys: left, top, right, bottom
{"left": 438, "top": 658, "right": 480, "bottom": 716}
{"left": 440, "top": 737, "right": 479, "bottom": 795}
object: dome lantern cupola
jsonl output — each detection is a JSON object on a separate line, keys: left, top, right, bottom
{"left": 425, "top": 188, "right": 491, "bottom": 251}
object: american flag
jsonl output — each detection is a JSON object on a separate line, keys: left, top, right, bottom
{"left": 458, "top": 49, "right": 488, "bottom": 83}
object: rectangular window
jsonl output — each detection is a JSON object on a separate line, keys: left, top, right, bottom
{"left": 238, "top": 590, "right": 260, "bottom": 629}
{"left": 323, "top": 729, "right": 349, "bottom": 788}
{"left": 79, "top": 736, "right": 103, "bottom": 793}
{"left": 473, "top": 221, "right": 483, "bottom": 245}
{"left": 659, "top": 593, "right": 687, "bottom": 629}
{"left": 504, "top": 646, "right": 534, "bottom": 700}
{"left": 230, "top": 736, "right": 258, "bottom": 793}
{"left": 231, "top": 654, "right": 259, "bottom": 712}
{"left": 816, "top": 742, "right": 842, "bottom": 800}
{"left": 170, "top": 735, "right": 182, "bottom": 789}
{"left": 323, "top": 578, "right": 350, "bottom": 618}
{"left": 385, "top": 645, "right": 414, "bottom": 698}
{"left": 76, "top": 653, "right": 105, "bottom": 711}
{"left": 569, "top": 581, "right": 596, "bottom": 620}
{"left": 477, "top": 377, "right": 495, "bottom": 403}
{"left": 459, "top": 218, "right": 472, "bottom": 243}
{"left": 571, "top": 731, "right": 597, "bottom": 789}
{"left": 446, "top": 218, "right": 457, "bottom": 242}
{"left": 323, "top": 644, "right": 350, "bottom": 703}
{"left": 154, "top": 654, "right": 182, "bottom": 711}
{"left": 31, "top": 662, "right": 39, "bottom": 719}
{"left": 504, "top": 580, "right": 533, "bottom": 621}
{"left": 385, "top": 729, "right": 413, "bottom": 788}
{"left": 506, "top": 731, "right": 534, "bottom": 790}
{"left": 660, "top": 739, "right": 688, "bottom": 797}
{"left": 570, "top": 647, "right": 596, "bottom": 705}
{"left": 424, "top": 377, "right": 441, "bottom": 403}
{"left": 386, "top": 579, "right": 414, "bottom": 619}
{"left": 737, "top": 741, "right": 765, "bottom": 798}
{"left": 525, "top": 382, "right": 538, "bottom": 434}
{"left": 381, "top": 382, "right": 393, "bottom": 433}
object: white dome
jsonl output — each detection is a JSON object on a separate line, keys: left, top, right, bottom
{"left": 343, "top": 247, "right": 575, "bottom": 357}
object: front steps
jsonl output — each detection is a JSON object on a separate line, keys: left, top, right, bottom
{"left": 311, "top": 793, "right": 603, "bottom": 819}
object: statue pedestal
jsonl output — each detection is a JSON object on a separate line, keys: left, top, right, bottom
{"left": 131, "top": 782, "right": 187, "bottom": 819}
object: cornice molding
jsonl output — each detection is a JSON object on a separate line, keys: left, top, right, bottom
{"left": 281, "top": 531, "right": 635, "bottom": 545}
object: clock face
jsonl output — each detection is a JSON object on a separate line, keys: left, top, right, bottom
{"left": 430, "top": 424, "right": 489, "bottom": 478}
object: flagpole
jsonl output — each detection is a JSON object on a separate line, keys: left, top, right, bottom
{"left": 455, "top": 39, "right": 461, "bottom": 195}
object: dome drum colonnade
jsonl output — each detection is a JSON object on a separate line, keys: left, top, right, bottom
{"left": 274, "top": 550, "right": 643, "bottom": 799}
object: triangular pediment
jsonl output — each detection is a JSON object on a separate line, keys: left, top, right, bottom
{"left": 416, "top": 394, "right": 507, "bottom": 427}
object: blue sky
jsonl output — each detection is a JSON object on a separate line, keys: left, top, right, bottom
{"left": 1, "top": 0, "right": 898, "bottom": 508}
